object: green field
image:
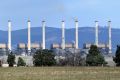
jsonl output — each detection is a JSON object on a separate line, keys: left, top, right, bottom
{"left": 0, "top": 67, "right": 120, "bottom": 80}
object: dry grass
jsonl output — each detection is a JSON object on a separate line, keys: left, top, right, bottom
{"left": 0, "top": 67, "right": 120, "bottom": 80}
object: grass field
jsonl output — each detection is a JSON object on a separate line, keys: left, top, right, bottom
{"left": 0, "top": 67, "right": 120, "bottom": 80}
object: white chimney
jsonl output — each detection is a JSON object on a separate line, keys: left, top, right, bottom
{"left": 75, "top": 20, "right": 79, "bottom": 49}
{"left": 42, "top": 21, "right": 46, "bottom": 49}
{"left": 95, "top": 21, "right": 99, "bottom": 46}
{"left": 8, "top": 20, "right": 12, "bottom": 52}
{"left": 108, "top": 21, "right": 112, "bottom": 54}
{"left": 28, "top": 20, "right": 31, "bottom": 53}
{"left": 62, "top": 20, "right": 65, "bottom": 49}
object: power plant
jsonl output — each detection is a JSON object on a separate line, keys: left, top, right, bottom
{"left": 83, "top": 21, "right": 112, "bottom": 55}
{"left": 0, "top": 20, "right": 115, "bottom": 66}
{"left": 0, "top": 20, "right": 113, "bottom": 54}
{"left": 51, "top": 20, "right": 78, "bottom": 49}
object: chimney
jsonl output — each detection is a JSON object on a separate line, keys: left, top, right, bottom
{"left": 8, "top": 20, "right": 12, "bottom": 52}
{"left": 62, "top": 20, "right": 65, "bottom": 49}
{"left": 95, "top": 21, "right": 99, "bottom": 46}
{"left": 108, "top": 21, "right": 112, "bottom": 54}
{"left": 75, "top": 20, "right": 79, "bottom": 49}
{"left": 28, "top": 20, "right": 31, "bottom": 54}
{"left": 42, "top": 20, "right": 46, "bottom": 49}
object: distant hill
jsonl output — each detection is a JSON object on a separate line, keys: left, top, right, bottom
{"left": 0, "top": 27, "right": 120, "bottom": 53}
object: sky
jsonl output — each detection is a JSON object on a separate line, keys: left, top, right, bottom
{"left": 0, "top": 0, "right": 120, "bottom": 30}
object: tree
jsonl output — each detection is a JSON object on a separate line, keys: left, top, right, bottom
{"left": 114, "top": 45, "right": 120, "bottom": 66}
{"left": 33, "top": 49, "right": 56, "bottom": 66}
{"left": 56, "top": 49, "right": 85, "bottom": 66}
{"left": 7, "top": 52, "right": 15, "bottom": 67}
{"left": 86, "top": 45, "right": 106, "bottom": 66}
{"left": 0, "top": 60, "right": 2, "bottom": 67}
{"left": 65, "top": 50, "right": 83, "bottom": 66}
{"left": 17, "top": 57, "right": 26, "bottom": 67}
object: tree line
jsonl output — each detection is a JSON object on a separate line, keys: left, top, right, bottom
{"left": 4, "top": 45, "right": 120, "bottom": 67}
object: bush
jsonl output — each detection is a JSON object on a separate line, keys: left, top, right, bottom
{"left": 33, "top": 49, "right": 56, "bottom": 66}
{"left": 7, "top": 52, "right": 15, "bottom": 67}
{"left": 114, "top": 45, "right": 120, "bottom": 66}
{"left": 17, "top": 57, "right": 26, "bottom": 67}
{"left": 0, "top": 60, "right": 2, "bottom": 67}
{"left": 86, "top": 45, "right": 106, "bottom": 66}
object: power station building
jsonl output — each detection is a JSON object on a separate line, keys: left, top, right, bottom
{"left": 0, "top": 19, "right": 115, "bottom": 66}
{"left": 17, "top": 20, "right": 45, "bottom": 55}
{"left": 0, "top": 20, "right": 112, "bottom": 55}
{"left": 0, "top": 20, "right": 12, "bottom": 56}
{"left": 83, "top": 21, "right": 112, "bottom": 55}
{"left": 51, "top": 20, "right": 79, "bottom": 50}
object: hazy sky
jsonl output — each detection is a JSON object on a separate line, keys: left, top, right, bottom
{"left": 0, "top": 0, "right": 120, "bottom": 30}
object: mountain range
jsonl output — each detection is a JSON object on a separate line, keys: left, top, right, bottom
{"left": 0, "top": 27, "right": 120, "bottom": 53}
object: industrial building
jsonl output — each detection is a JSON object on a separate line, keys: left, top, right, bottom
{"left": 0, "top": 43, "right": 8, "bottom": 56}
{"left": 83, "top": 21, "right": 112, "bottom": 55}
{"left": 51, "top": 43, "right": 75, "bottom": 49}
{"left": 17, "top": 43, "right": 42, "bottom": 55}
{"left": 0, "top": 19, "right": 115, "bottom": 66}
{"left": 51, "top": 20, "right": 79, "bottom": 49}
{"left": 16, "top": 20, "right": 46, "bottom": 55}
{"left": 0, "top": 20, "right": 12, "bottom": 56}
{"left": 3, "top": 20, "right": 112, "bottom": 55}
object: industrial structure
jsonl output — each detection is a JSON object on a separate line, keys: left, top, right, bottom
{"left": 51, "top": 20, "right": 79, "bottom": 49}
{"left": 83, "top": 21, "right": 112, "bottom": 55}
{"left": 0, "top": 20, "right": 115, "bottom": 66}
{"left": 42, "top": 20, "right": 46, "bottom": 49}
{"left": 27, "top": 20, "right": 31, "bottom": 55}
{"left": 0, "top": 20, "right": 12, "bottom": 56}
{"left": 75, "top": 20, "right": 79, "bottom": 49}
{"left": 17, "top": 20, "right": 44, "bottom": 55}
{"left": 8, "top": 20, "right": 12, "bottom": 52}
{"left": 0, "top": 20, "right": 112, "bottom": 55}
{"left": 108, "top": 21, "right": 112, "bottom": 54}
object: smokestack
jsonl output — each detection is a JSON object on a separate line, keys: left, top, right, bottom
{"left": 95, "top": 21, "right": 99, "bottom": 46}
{"left": 8, "top": 20, "right": 12, "bottom": 52}
{"left": 75, "top": 20, "right": 79, "bottom": 49}
{"left": 108, "top": 21, "right": 112, "bottom": 54}
{"left": 62, "top": 20, "right": 65, "bottom": 49}
{"left": 42, "top": 20, "right": 46, "bottom": 49}
{"left": 28, "top": 20, "right": 31, "bottom": 54}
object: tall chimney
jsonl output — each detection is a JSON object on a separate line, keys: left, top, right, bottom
{"left": 8, "top": 20, "right": 12, "bottom": 52}
{"left": 75, "top": 20, "right": 79, "bottom": 49}
{"left": 42, "top": 20, "right": 46, "bottom": 49}
{"left": 108, "top": 21, "right": 112, "bottom": 54}
{"left": 62, "top": 20, "right": 65, "bottom": 49}
{"left": 28, "top": 20, "right": 31, "bottom": 54}
{"left": 95, "top": 21, "right": 99, "bottom": 46}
